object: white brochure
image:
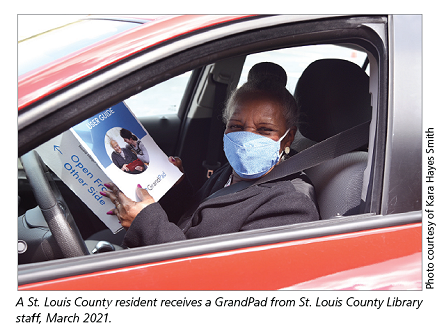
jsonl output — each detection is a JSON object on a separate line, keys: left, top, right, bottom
{"left": 36, "top": 102, "right": 183, "bottom": 233}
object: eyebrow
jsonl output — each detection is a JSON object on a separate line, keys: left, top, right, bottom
{"left": 227, "top": 118, "right": 280, "bottom": 129}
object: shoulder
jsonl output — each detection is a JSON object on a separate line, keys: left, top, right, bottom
{"left": 258, "top": 171, "right": 317, "bottom": 207}
{"left": 289, "top": 172, "right": 317, "bottom": 202}
{"left": 259, "top": 171, "right": 313, "bottom": 192}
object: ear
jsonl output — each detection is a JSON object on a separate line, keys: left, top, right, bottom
{"left": 282, "top": 127, "right": 297, "bottom": 149}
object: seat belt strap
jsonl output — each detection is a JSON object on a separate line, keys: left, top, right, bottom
{"left": 205, "top": 120, "right": 370, "bottom": 200}
{"left": 202, "top": 177, "right": 254, "bottom": 201}
{"left": 255, "top": 120, "right": 370, "bottom": 186}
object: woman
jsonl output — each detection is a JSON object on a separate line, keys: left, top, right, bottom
{"left": 110, "top": 139, "right": 145, "bottom": 174}
{"left": 103, "top": 63, "right": 319, "bottom": 248}
{"left": 120, "top": 128, "right": 150, "bottom": 164}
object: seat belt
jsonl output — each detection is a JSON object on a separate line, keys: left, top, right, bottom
{"left": 205, "top": 120, "right": 370, "bottom": 201}
{"left": 202, "top": 74, "right": 228, "bottom": 178}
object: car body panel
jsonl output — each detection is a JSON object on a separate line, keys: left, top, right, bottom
{"left": 284, "top": 252, "right": 421, "bottom": 290}
{"left": 18, "top": 15, "right": 249, "bottom": 111}
{"left": 19, "top": 223, "right": 421, "bottom": 290}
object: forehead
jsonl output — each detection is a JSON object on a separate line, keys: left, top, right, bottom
{"left": 230, "top": 93, "right": 286, "bottom": 122}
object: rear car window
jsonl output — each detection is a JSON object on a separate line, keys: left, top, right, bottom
{"left": 238, "top": 44, "right": 368, "bottom": 93}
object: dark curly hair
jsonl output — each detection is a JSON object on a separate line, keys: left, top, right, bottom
{"left": 120, "top": 128, "right": 138, "bottom": 141}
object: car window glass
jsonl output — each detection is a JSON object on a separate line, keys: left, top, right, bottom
{"left": 238, "top": 44, "right": 368, "bottom": 93}
{"left": 125, "top": 71, "right": 192, "bottom": 117}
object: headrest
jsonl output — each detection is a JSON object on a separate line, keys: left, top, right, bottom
{"left": 294, "top": 59, "right": 371, "bottom": 142}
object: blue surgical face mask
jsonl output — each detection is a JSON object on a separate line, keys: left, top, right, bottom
{"left": 223, "top": 129, "right": 290, "bottom": 179}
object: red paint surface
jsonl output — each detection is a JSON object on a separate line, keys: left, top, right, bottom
{"left": 19, "top": 223, "right": 421, "bottom": 290}
{"left": 18, "top": 15, "right": 249, "bottom": 111}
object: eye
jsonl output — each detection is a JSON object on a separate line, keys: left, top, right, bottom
{"left": 257, "top": 127, "right": 274, "bottom": 135}
{"left": 227, "top": 124, "right": 243, "bottom": 131}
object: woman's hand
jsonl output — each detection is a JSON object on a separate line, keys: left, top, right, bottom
{"left": 168, "top": 156, "right": 185, "bottom": 185}
{"left": 102, "top": 182, "right": 155, "bottom": 229}
{"left": 121, "top": 164, "right": 130, "bottom": 172}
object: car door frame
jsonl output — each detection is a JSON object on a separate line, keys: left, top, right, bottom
{"left": 18, "top": 15, "right": 422, "bottom": 289}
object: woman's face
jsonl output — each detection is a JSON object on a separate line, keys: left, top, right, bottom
{"left": 224, "top": 94, "right": 295, "bottom": 149}
{"left": 124, "top": 137, "right": 136, "bottom": 146}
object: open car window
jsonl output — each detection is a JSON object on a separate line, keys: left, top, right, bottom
{"left": 18, "top": 39, "right": 376, "bottom": 264}
{"left": 125, "top": 71, "right": 192, "bottom": 117}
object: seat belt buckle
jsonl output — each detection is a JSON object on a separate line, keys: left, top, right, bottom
{"left": 202, "top": 161, "right": 221, "bottom": 178}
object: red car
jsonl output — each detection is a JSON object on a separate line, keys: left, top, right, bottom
{"left": 18, "top": 15, "right": 422, "bottom": 290}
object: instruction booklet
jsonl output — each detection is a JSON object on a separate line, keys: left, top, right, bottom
{"left": 36, "top": 102, "right": 183, "bottom": 233}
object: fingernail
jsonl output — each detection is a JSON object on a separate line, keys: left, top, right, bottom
{"left": 137, "top": 184, "right": 142, "bottom": 188}
{"left": 100, "top": 191, "right": 107, "bottom": 196}
{"left": 169, "top": 156, "right": 176, "bottom": 163}
{"left": 106, "top": 210, "right": 114, "bottom": 215}
{"left": 104, "top": 183, "right": 111, "bottom": 188}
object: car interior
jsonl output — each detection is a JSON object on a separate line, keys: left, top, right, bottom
{"left": 18, "top": 18, "right": 385, "bottom": 266}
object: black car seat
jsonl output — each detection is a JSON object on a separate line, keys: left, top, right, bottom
{"left": 293, "top": 59, "right": 372, "bottom": 219}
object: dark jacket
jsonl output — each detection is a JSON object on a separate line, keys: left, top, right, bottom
{"left": 123, "top": 162, "right": 319, "bottom": 247}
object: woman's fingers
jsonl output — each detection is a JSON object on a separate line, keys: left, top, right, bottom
{"left": 168, "top": 156, "right": 184, "bottom": 173}
{"left": 100, "top": 189, "right": 116, "bottom": 203}
{"left": 136, "top": 184, "right": 155, "bottom": 204}
{"left": 101, "top": 183, "right": 129, "bottom": 210}
{"left": 106, "top": 208, "right": 115, "bottom": 215}
{"left": 104, "top": 182, "right": 117, "bottom": 191}
{"left": 102, "top": 182, "right": 154, "bottom": 229}
{"left": 168, "top": 156, "right": 185, "bottom": 185}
